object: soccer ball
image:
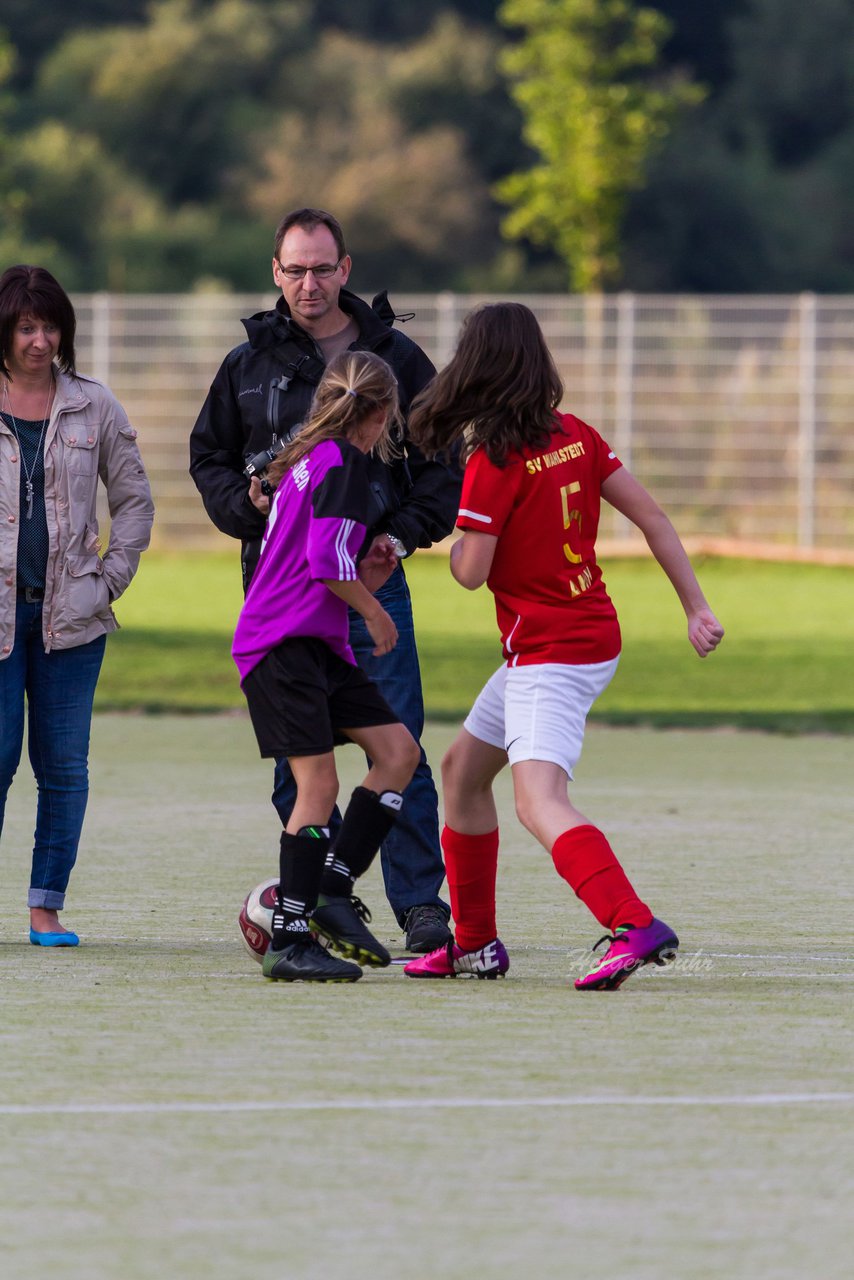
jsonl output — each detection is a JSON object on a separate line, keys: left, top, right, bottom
{"left": 238, "top": 877, "right": 279, "bottom": 963}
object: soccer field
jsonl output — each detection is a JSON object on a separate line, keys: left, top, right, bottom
{"left": 0, "top": 717, "right": 851, "bottom": 1279}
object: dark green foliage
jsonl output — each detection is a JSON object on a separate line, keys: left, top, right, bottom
{"left": 622, "top": 0, "right": 854, "bottom": 290}
{"left": 4, "top": 2, "right": 854, "bottom": 291}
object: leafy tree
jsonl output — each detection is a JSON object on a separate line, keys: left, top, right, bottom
{"left": 34, "top": 0, "right": 314, "bottom": 205}
{"left": 21, "top": 2, "right": 520, "bottom": 290}
{"left": 0, "top": 2, "right": 149, "bottom": 87}
{"left": 495, "top": 0, "right": 702, "bottom": 289}
{"left": 0, "top": 33, "right": 55, "bottom": 268}
{"left": 722, "top": 0, "right": 854, "bottom": 165}
{"left": 620, "top": 122, "right": 800, "bottom": 290}
{"left": 244, "top": 25, "right": 495, "bottom": 290}
{"left": 2, "top": 115, "right": 228, "bottom": 290}
{"left": 624, "top": 0, "right": 854, "bottom": 290}
{"left": 387, "top": 12, "right": 527, "bottom": 183}
{"left": 310, "top": 1, "right": 503, "bottom": 43}
{"left": 649, "top": 0, "right": 747, "bottom": 93}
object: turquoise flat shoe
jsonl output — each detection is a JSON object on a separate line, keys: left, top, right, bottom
{"left": 29, "top": 928, "right": 79, "bottom": 947}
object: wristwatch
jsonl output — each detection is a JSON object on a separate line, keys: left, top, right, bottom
{"left": 384, "top": 533, "right": 408, "bottom": 559}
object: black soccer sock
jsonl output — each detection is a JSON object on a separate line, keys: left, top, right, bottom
{"left": 271, "top": 828, "right": 329, "bottom": 949}
{"left": 319, "top": 787, "right": 403, "bottom": 896}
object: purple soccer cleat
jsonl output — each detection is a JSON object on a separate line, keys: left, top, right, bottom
{"left": 574, "top": 917, "right": 679, "bottom": 991}
{"left": 404, "top": 937, "right": 509, "bottom": 980}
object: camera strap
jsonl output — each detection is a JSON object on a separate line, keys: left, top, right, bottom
{"left": 265, "top": 348, "right": 326, "bottom": 438}
{"left": 272, "top": 349, "right": 326, "bottom": 391}
{"left": 263, "top": 292, "right": 402, "bottom": 438}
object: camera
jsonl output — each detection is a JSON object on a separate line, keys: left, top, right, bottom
{"left": 244, "top": 439, "right": 285, "bottom": 496}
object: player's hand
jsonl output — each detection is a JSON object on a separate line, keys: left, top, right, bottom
{"left": 248, "top": 476, "right": 270, "bottom": 517}
{"left": 365, "top": 607, "right": 398, "bottom": 656}
{"left": 688, "top": 608, "right": 725, "bottom": 657}
{"left": 372, "top": 533, "right": 402, "bottom": 560}
{"left": 358, "top": 537, "right": 397, "bottom": 594}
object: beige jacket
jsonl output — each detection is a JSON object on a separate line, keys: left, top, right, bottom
{"left": 0, "top": 368, "right": 154, "bottom": 656}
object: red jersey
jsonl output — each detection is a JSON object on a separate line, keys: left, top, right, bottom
{"left": 457, "top": 414, "right": 622, "bottom": 666}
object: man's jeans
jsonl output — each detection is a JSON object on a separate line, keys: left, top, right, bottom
{"left": 0, "top": 598, "right": 105, "bottom": 908}
{"left": 273, "top": 565, "right": 448, "bottom": 925}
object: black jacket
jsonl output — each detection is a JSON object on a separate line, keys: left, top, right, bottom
{"left": 189, "top": 289, "right": 461, "bottom": 585}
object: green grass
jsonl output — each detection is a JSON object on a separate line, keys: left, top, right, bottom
{"left": 100, "top": 551, "right": 854, "bottom": 730}
{"left": 1, "top": 719, "right": 851, "bottom": 1279}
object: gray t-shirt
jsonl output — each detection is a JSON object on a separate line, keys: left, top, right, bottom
{"left": 316, "top": 317, "right": 359, "bottom": 366}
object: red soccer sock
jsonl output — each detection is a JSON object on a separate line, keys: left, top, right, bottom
{"left": 551, "top": 824, "right": 653, "bottom": 933}
{"left": 441, "top": 824, "right": 500, "bottom": 950}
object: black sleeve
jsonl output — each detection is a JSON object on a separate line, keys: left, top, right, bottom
{"left": 188, "top": 353, "right": 267, "bottom": 542}
{"left": 388, "top": 435, "right": 463, "bottom": 553}
{"left": 311, "top": 443, "right": 374, "bottom": 525}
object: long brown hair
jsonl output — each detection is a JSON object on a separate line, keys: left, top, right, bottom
{"left": 408, "top": 302, "right": 563, "bottom": 467}
{"left": 266, "top": 350, "right": 400, "bottom": 484}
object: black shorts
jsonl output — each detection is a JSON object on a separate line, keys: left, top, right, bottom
{"left": 241, "top": 636, "right": 399, "bottom": 758}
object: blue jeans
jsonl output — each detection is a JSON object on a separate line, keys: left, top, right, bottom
{"left": 0, "top": 597, "right": 106, "bottom": 909}
{"left": 273, "top": 565, "right": 448, "bottom": 925}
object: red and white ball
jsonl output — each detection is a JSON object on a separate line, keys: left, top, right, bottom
{"left": 238, "top": 877, "right": 279, "bottom": 963}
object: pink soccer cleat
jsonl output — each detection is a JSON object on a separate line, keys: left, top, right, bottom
{"left": 404, "top": 937, "right": 509, "bottom": 980}
{"left": 574, "top": 918, "right": 679, "bottom": 991}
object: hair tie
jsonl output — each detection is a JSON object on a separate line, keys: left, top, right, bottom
{"left": 346, "top": 387, "right": 358, "bottom": 398}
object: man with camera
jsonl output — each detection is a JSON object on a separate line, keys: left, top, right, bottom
{"left": 189, "top": 207, "right": 460, "bottom": 954}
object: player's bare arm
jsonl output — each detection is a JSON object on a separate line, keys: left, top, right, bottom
{"left": 601, "top": 468, "right": 725, "bottom": 658}
{"left": 450, "top": 530, "right": 498, "bottom": 590}
{"left": 323, "top": 578, "right": 398, "bottom": 655}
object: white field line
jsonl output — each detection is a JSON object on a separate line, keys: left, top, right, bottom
{"left": 693, "top": 952, "right": 854, "bottom": 962}
{"left": 517, "top": 947, "right": 854, "bottom": 962}
{"left": 8, "top": 936, "right": 853, "bottom": 965}
{"left": 0, "top": 1093, "right": 852, "bottom": 1117}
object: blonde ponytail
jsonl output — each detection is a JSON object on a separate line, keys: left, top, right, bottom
{"left": 266, "top": 350, "right": 401, "bottom": 483}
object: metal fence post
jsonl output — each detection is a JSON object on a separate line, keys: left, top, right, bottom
{"left": 798, "top": 292, "right": 817, "bottom": 549}
{"left": 436, "top": 292, "right": 459, "bottom": 369}
{"left": 92, "top": 292, "right": 112, "bottom": 386}
{"left": 613, "top": 291, "right": 636, "bottom": 541}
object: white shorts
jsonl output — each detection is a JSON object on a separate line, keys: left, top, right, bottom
{"left": 463, "top": 658, "right": 620, "bottom": 780}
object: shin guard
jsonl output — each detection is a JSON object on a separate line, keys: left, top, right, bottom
{"left": 551, "top": 824, "right": 653, "bottom": 933}
{"left": 320, "top": 786, "right": 400, "bottom": 895}
{"left": 441, "top": 824, "right": 500, "bottom": 951}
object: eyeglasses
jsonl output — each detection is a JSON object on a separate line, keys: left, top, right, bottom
{"left": 276, "top": 259, "right": 343, "bottom": 281}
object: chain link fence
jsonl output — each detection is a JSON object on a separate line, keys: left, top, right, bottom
{"left": 73, "top": 291, "right": 854, "bottom": 554}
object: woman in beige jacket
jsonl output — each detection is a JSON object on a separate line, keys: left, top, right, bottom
{"left": 0, "top": 265, "right": 154, "bottom": 946}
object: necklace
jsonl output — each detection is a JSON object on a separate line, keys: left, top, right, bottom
{"left": 2, "top": 378, "right": 54, "bottom": 520}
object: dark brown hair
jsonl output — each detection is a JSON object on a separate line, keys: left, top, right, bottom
{"left": 273, "top": 208, "right": 346, "bottom": 262}
{"left": 408, "top": 302, "right": 564, "bottom": 467}
{"left": 0, "top": 265, "right": 77, "bottom": 380}
{"left": 266, "top": 350, "right": 400, "bottom": 483}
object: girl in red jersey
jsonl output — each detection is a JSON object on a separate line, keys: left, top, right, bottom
{"left": 405, "top": 303, "right": 724, "bottom": 989}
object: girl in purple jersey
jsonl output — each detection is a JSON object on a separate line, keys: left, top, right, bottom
{"left": 234, "top": 351, "right": 419, "bottom": 982}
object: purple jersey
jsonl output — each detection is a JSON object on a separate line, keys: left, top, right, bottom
{"left": 232, "top": 438, "right": 373, "bottom": 681}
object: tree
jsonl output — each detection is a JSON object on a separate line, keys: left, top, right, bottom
{"left": 245, "top": 25, "right": 495, "bottom": 290}
{"left": 495, "top": 0, "right": 701, "bottom": 290}
{"left": 22, "top": 3, "right": 518, "bottom": 290}
{"left": 34, "top": 0, "right": 313, "bottom": 205}
{"left": 0, "top": 1, "right": 149, "bottom": 87}
{"left": 0, "top": 34, "right": 56, "bottom": 268}
{"left": 623, "top": 0, "right": 854, "bottom": 291}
